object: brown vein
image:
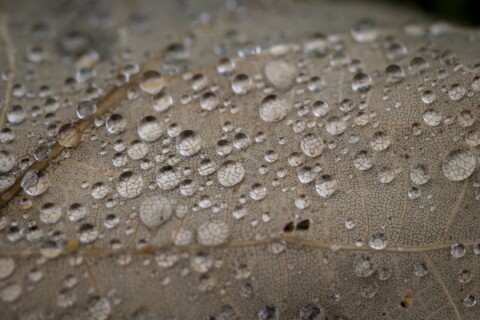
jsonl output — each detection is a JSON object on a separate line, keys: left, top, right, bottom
{"left": 422, "top": 253, "right": 461, "bottom": 320}
{"left": 0, "top": 237, "right": 477, "bottom": 258}
{"left": 442, "top": 179, "right": 468, "bottom": 242}
{"left": 0, "top": 6, "right": 15, "bottom": 130}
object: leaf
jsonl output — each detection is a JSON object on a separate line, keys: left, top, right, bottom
{"left": 0, "top": 0, "right": 479, "bottom": 319}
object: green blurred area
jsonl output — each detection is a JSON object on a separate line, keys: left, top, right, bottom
{"left": 396, "top": 0, "right": 479, "bottom": 25}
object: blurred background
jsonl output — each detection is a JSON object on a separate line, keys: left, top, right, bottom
{"left": 392, "top": 0, "right": 479, "bottom": 25}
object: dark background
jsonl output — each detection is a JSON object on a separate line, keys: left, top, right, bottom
{"left": 398, "top": 0, "right": 479, "bottom": 25}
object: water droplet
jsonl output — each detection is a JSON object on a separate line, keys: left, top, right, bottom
{"left": 40, "top": 203, "right": 62, "bottom": 224}
{"left": 7, "top": 105, "right": 27, "bottom": 124}
{"left": 378, "top": 167, "right": 395, "bottom": 184}
{"left": 423, "top": 109, "right": 441, "bottom": 126}
{"left": 265, "top": 60, "right": 296, "bottom": 90}
{"left": 106, "top": 114, "right": 127, "bottom": 134}
{"left": 442, "top": 149, "right": 476, "bottom": 181}
{"left": 0, "top": 283, "right": 21, "bottom": 302}
{"left": 300, "top": 134, "right": 324, "bottom": 158}
{"left": 152, "top": 91, "right": 173, "bottom": 112}
{"left": 315, "top": 175, "right": 338, "bottom": 198}
{"left": 176, "top": 130, "right": 202, "bottom": 156}
{"left": 139, "top": 195, "right": 172, "bottom": 229}
{"left": 21, "top": 170, "right": 49, "bottom": 196}
{"left": 0, "top": 258, "right": 15, "bottom": 280}
{"left": 218, "top": 161, "right": 245, "bottom": 187}
{"left": 197, "top": 221, "right": 230, "bottom": 246}
{"left": 249, "top": 183, "right": 267, "bottom": 201}
{"left": 351, "top": 19, "right": 378, "bottom": 43}
{"left": 413, "top": 262, "right": 428, "bottom": 277}
{"left": 0, "top": 150, "right": 15, "bottom": 173}
{"left": 312, "top": 100, "right": 329, "bottom": 118}
{"left": 76, "top": 100, "right": 97, "bottom": 119}
{"left": 448, "top": 84, "right": 466, "bottom": 101}
{"left": 217, "top": 57, "right": 236, "bottom": 75}
{"left": 325, "top": 117, "right": 346, "bottom": 136}
{"left": 352, "top": 72, "right": 372, "bottom": 92}
{"left": 353, "top": 151, "right": 373, "bottom": 171}
{"left": 370, "top": 132, "right": 390, "bottom": 151}
{"left": 451, "top": 243, "right": 466, "bottom": 258}
{"left": 200, "top": 91, "right": 219, "bottom": 111}
{"left": 139, "top": 70, "right": 164, "bottom": 95}
{"left": 385, "top": 64, "right": 405, "bottom": 84}
{"left": 137, "top": 116, "right": 163, "bottom": 142}
{"left": 58, "top": 123, "right": 82, "bottom": 147}
{"left": 156, "top": 166, "right": 182, "bottom": 190}
{"left": 463, "top": 295, "right": 476, "bottom": 308}
{"left": 231, "top": 74, "right": 253, "bottom": 95}
{"left": 259, "top": 95, "right": 289, "bottom": 122}
{"left": 410, "top": 164, "right": 430, "bottom": 185}
{"left": 117, "top": 171, "right": 143, "bottom": 198}
{"left": 127, "top": 140, "right": 149, "bottom": 160}
{"left": 368, "top": 233, "right": 388, "bottom": 250}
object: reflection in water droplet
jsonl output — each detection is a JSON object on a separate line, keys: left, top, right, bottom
{"left": 0, "top": 150, "right": 15, "bottom": 173}
{"left": 300, "top": 134, "right": 324, "bottom": 158}
{"left": 117, "top": 171, "right": 143, "bottom": 198}
{"left": 368, "top": 233, "right": 388, "bottom": 250}
{"left": 21, "top": 170, "right": 49, "bottom": 196}
{"left": 315, "top": 175, "right": 338, "bottom": 198}
{"left": 265, "top": 60, "right": 296, "bottom": 90}
{"left": 231, "top": 74, "right": 253, "bottom": 95}
{"left": 76, "top": 100, "right": 97, "bottom": 119}
{"left": 140, "top": 195, "right": 172, "bottom": 229}
{"left": 218, "top": 161, "right": 245, "bottom": 187}
{"left": 442, "top": 149, "right": 476, "bottom": 181}
{"left": 352, "top": 72, "right": 372, "bottom": 92}
{"left": 156, "top": 166, "right": 182, "bottom": 190}
{"left": 106, "top": 114, "right": 127, "bottom": 134}
{"left": 176, "top": 130, "right": 202, "bottom": 156}
{"left": 353, "top": 151, "right": 373, "bottom": 171}
{"left": 0, "top": 258, "right": 15, "bottom": 280}
{"left": 410, "top": 164, "right": 430, "bottom": 185}
{"left": 152, "top": 91, "right": 173, "bottom": 112}
{"left": 139, "top": 70, "right": 164, "bottom": 95}
{"left": 137, "top": 116, "right": 163, "bottom": 142}
{"left": 197, "top": 221, "right": 230, "bottom": 246}
{"left": 58, "top": 123, "right": 82, "bottom": 147}
{"left": 259, "top": 95, "right": 289, "bottom": 122}
{"left": 200, "top": 91, "right": 219, "bottom": 111}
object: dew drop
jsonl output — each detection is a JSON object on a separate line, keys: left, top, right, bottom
{"left": 218, "top": 161, "right": 245, "bottom": 187}
{"left": 117, "top": 171, "right": 143, "bottom": 198}
{"left": 197, "top": 221, "right": 230, "bottom": 246}
{"left": 259, "top": 95, "right": 289, "bottom": 122}
{"left": 315, "top": 175, "right": 338, "bottom": 198}
{"left": 176, "top": 130, "right": 202, "bottom": 156}
{"left": 442, "top": 149, "right": 476, "bottom": 181}
{"left": 139, "top": 195, "right": 172, "bottom": 229}
{"left": 137, "top": 116, "right": 163, "bottom": 142}
{"left": 265, "top": 60, "right": 297, "bottom": 90}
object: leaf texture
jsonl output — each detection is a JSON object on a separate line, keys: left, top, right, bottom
{"left": 0, "top": 0, "right": 480, "bottom": 319}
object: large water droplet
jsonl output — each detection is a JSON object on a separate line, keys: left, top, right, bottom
{"left": 259, "top": 95, "right": 289, "bottom": 122}
{"left": 442, "top": 149, "right": 476, "bottom": 181}
{"left": 265, "top": 60, "right": 296, "bottom": 90}
{"left": 137, "top": 116, "right": 163, "bottom": 142}
{"left": 315, "top": 175, "right": 338, "bottom": 198}
{"left": 300, "top": 134, "right": 324, "bottom": 158}
{"left": 0, "top": 150, "right": 15, "bottom": 173}
{"left": 197, "top": 221, "right": 230, "bottom": 246}
{"left": 176, "top": 130, "right": 202, "bottom": 156}
{"left": 218, "top": 161, "right": 245, "bottom": 187}
{"left": 140, "top": 195, "right": 172, "bottom": 229}
{"left": 117, "top": 171, "right": 143, "bottom": 198}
